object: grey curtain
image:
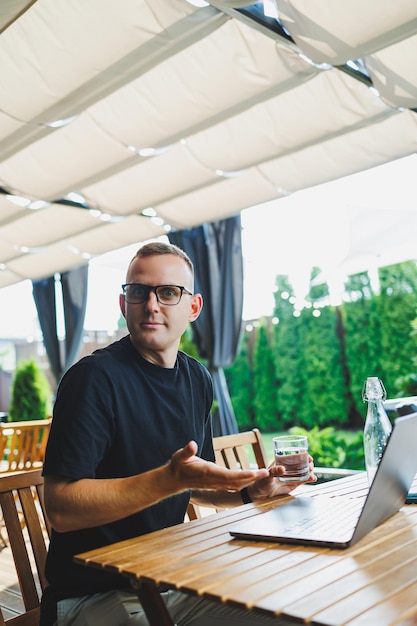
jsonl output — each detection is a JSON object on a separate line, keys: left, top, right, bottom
{"left": 32, "top": 276, "right": 61, "bottom": 383}
{"left": 169, "top": 215, "right": 244, "bottom": 435}
{"left": 61, "top": 266, "right": 89, "bottom": 371}
{"left": 32, "top": 264, "right": 88, "bottom": 386}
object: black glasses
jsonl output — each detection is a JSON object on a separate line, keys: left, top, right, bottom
{"left": 121, "top": 283, "right": 193, "bottom": 306}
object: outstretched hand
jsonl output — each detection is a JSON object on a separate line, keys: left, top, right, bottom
{"left": 249, "top": 455, "right": 317, "bottom": 499}
{"left": 168, "top": 440, "right": 270, "bottom": 493}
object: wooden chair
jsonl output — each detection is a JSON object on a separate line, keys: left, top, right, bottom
{"left": 212, "top": 428, "right": 268, "bottom": 470}
{"left": 187, "top": 428, "right": 269, "bottom": 520}
{"left": 0, "top": 470, "right": 50, "bottom": 625}
{"left": 0, "top": 420, "right": 52, "bottom": 474}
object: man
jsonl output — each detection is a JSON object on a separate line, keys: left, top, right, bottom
{"left": 41, "top": 241, "right": 315, "bottom": 625}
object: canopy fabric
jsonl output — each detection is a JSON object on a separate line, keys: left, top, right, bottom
{"left": 1, "top": 0, "right": 417, "bottom": 288}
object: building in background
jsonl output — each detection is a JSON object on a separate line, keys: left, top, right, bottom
{"left": 0, "top": 328, "right": 126, "bottom": 415}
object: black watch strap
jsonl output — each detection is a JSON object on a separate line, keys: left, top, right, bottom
{"left": 240, "top": 486, "right": 252, "bottom": 504}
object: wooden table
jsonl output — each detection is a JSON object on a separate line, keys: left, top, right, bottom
{"left": 75, "top": 473, "right": 417, "bottom": 625}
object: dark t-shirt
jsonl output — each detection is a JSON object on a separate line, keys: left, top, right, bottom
{"left": 41, "top": 335, "right": 214, "bottom": 620}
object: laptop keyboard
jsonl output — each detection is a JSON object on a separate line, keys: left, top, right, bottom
{"left": 282, "top": 497, "right": 364, "bottom": 538}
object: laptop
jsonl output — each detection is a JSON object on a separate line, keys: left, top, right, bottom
{"left": 229, "top": 412, "right": 417, "bottom": 549}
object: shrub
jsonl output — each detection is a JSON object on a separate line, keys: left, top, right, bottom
{"left": 290, "top": 425, "right": 365, "bottom": 470}
{"left": 8, "top": 358, "right": 52, "bottom": 422}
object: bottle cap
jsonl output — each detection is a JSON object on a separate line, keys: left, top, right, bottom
{"left": 362, "top": 377, "right": 387, "bottom": 402}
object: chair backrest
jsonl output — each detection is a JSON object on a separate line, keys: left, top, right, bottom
{"left": 0, "top": 469, "right": 50, "bottom": 625}
{"left": 212, "top": 428, "right": 268, "bottom": 471}
{"left": 187, "top": 428, "right": 268, "bottom": 520}
{"left": 0, "top": 420, "right": 52, "bottom": 474}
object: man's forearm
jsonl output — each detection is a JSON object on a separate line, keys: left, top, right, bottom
{"left": 44, "top": 464, "right": 178, "bottom": 532}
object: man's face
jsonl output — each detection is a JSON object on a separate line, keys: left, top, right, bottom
{"left": 119, "top": 253, "right": 202, "bottom": 365}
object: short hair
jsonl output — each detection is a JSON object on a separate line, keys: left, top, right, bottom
{"left": 128, "top": 241, "right": 194, "bottom": 277}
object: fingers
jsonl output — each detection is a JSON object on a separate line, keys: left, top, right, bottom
{"left": 269, "top": 465, "right": 285, "bottom": 478}
{"left": 270, "top": 458, "right": 316, "bottom": 480}
{"left": 182, "top": 440, "right": 198, "bottom": 458}
{"left": 171, "top": 440, "right": 198, "bottom": 464}
{"left": 254, "top": 459, "right": 317, "bottom": 499}
{"left": 203, "top": 466, "right": 269, "bottom": 491}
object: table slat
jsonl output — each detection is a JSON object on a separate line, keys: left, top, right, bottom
{"left": 284, "top": 543, "right": 417, "bottom": 622}
{"left": 343, "top": 581, "right": 417, "bottom": 626}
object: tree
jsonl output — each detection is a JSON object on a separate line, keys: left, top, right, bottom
{"left": 253, "top": 322, "right": 278, "bottom": 430}
{"left": 396, "top": 317, "right": 417, "bottom": 396}
{"left": 377, "top": 261, "right": 417, "bottom": 396}
{"left": 8, "top": 359, "right": 52, "bottom": 422}
{"left": 225, "top": 333, "right": 255, "bottom": 430}
{"left": 273, "top": 275, "right": 303, "bottom": 427}
{"left": 301, "top": 307, "right": 348, "bottom": 427}
{"left": 179, "top": 324, "right": 201, "bottom": 360}
{"left": 226, "top": 259, "right": 417, "bottom": 434}
{"left": 342, "top": 270, "right": 380, "bottom": 423}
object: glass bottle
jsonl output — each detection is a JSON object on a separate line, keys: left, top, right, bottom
{"left": 362, "top": 377, "right": 392, "bottom": 485}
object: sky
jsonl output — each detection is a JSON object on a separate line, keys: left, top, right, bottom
{"left": 1, "top": 154, "right": 417, "bottom": 340}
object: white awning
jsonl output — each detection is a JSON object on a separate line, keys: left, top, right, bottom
{"left": 1, "top": 0, "right": 417, "bottom": 287}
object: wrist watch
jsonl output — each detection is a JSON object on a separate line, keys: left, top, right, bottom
{"left": 240, "top": 486, "right": 252, "bottom": 504}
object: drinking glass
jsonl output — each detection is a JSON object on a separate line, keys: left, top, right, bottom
{"left": 274, "top": 434, "right": 309, "bottom": 482}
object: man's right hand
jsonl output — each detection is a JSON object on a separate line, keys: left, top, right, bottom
{"left": 168, "top": 440, "right": 269, "bottom": 493}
